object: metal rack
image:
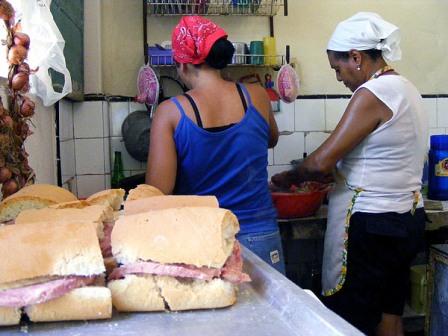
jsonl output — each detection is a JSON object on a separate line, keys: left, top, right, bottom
{"left": 147, "top": 53, "right": 285, "bottom": 68}
{"left": 147, "top": 0, "right": 283, "bottom": 16}
{"left": 143, "top": 0, "right": 289, "bottom": 66}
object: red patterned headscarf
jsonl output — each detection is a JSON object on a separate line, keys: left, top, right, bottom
{"left": 172, "top": 16, "right": 228, "bottom": 65}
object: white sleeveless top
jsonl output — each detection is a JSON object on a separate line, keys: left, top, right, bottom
{"left": 338, "top": 75, "right": 429, "bottom": 214}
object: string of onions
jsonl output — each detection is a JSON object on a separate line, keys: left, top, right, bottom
{"left": 0, "top": 0, "right": 36, "bottom": 198}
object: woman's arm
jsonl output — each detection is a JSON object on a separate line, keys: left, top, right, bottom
{"left": 249, "top": 84, "right": 279, "bottom": 148}
{"left": 272, "top": 88, "right": 392, "bottom": 187}
{"left": 145, "top": 100, "right": 179, "bottom": 194}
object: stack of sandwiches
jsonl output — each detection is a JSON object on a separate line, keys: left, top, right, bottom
{"left": 0, "top": 183, "right": 251, "bottom": 326}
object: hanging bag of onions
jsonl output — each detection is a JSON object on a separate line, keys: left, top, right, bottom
{"left": 0, "top": 0, "right": 36, "bottom": 199}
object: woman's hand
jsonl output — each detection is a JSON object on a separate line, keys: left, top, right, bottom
{"left": 270, "top": 169, "right": 302, "bottom": 189}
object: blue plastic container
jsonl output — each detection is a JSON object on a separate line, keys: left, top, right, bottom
{"left": 428, "top": 135, "right": 448, "bottom": 200}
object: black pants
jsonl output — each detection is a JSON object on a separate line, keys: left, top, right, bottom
{"left": 322, "top": 208, "right": 426, "bottom": 335}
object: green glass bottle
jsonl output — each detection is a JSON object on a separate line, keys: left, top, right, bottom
{"left": 111, "top": 151, "right": 125, "bottom": 188}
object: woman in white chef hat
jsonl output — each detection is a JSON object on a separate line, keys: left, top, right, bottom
{"left": 272, "top": 12, "right": 428, "bottom": 335}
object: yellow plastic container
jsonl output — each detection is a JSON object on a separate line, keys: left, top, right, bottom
{"left": 263, "top": 36, "right": 276, "bottom": 65}
{"left": 409, "top": 264, "right": 428, "bottom": 314}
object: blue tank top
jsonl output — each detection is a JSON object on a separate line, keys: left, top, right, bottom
{"left": 171, "top": 84, "right": 278, "bottom": 235}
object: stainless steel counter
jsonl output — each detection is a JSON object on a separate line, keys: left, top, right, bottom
{"left": 1, "top": 247, "right": 362, "bottom": 336}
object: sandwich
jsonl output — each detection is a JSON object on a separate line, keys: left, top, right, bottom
{"left": 126, "top": 184, "right": 164, "bottom": 201}
{"left": 15, "top": 205, "right": 116, "bottom": 269}
{"left": 0, "top": 221, "right": 112, "bottom": 325}
{"left": 124, "top": 195, "right": 219, "bottom": 216}
{"left": 86, "top": 188, "right": 125, "bottom": 211}
{"left": 107, "top": 207, "right": 250, "bottom": 312}
{"left": 0, "top": 184, "right": 77, "bottom": 223}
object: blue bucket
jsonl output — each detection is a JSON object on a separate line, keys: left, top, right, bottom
{"left": 428, "top": 135, "right": 448, "bottom": 200}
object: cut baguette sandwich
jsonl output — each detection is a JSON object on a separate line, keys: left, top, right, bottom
{"left": 15, "top": 205, "right": 116, "bottom": 264}
{"left": 126, "top": 184, "right": 164, "bottom": 201}
{"left": 0, "top": 221, "right": 112, "bottom": 325}
{"left": 0, "top": 184, "right": 77, "bottom": 223}
{"left": 124, "top": 195, "right": 219, "bottom": 216}
{"left": 86, "top": 189, "right": 125, "bottom": 211}
{"left": 108, "top": 207, "right": 250, "bottom": 312}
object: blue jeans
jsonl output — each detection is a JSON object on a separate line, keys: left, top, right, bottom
{"left": 238, "top": 230, "right": 286, "bottom": 275}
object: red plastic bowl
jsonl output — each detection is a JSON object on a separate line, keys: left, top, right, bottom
{"left": 271, "top": 191, "right": 326, "bottom": 219}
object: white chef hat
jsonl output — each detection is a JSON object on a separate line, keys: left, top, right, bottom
{"left": 327, "top": 12, "right": 401, "bottom": 62}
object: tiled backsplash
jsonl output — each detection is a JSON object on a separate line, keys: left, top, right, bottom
{"left": 58, "top": 96, "right": 445, "bottom": 198}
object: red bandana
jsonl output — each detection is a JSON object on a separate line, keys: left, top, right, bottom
{"left": 172, "top": 16, "right": 228, "bottom": 65}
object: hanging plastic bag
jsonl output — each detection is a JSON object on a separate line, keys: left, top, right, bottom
{"left": 1, "top": 0, "right": 72, "bottom": 106}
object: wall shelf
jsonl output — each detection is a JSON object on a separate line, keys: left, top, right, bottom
{"left": 148, "top": 53, "right": 285, "bottom": 68}
{"left": 146, "top": 0, "right": 284, "bottom": 17}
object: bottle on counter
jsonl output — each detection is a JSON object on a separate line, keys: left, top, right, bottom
{"left": 111, "top": 151, "right": 125, "bottom": 188}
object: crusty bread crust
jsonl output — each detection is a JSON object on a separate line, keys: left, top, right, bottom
{"left": 0, "top": 184, "right": 77, "bottom": 222}
{"left": 26, "top": 287, "right": 112, "bottom": 322}
{"left": 124, "top": 195, "right": 219, "bottom": 215}
{"left": 15, "top": 205, "right": 114, "bottom": 239}
{"left": 126, "top": 184, "right": 164, "bottom": 201}
{"left": 112, "top": 207, "right": 239, "bottom": 268}
{"left": 0, "top": 306, "right": 21, "bottom": 326}
{"left": 86, "top": 189, "right": 125, "bottom": 211}
{"left": 49, "top": 200, "right": 91, "bottom": 209}
{"left": 108, "top": 275, "right": 165, "bottom": 312}
{"left": 4, "top": 184, "right": 77, "bottom": 203}
{"left": 0, "top": 221, "right": 105, "bottom": 284}
{"left": 108, "top": 275, "right": 236, "bottom": 312}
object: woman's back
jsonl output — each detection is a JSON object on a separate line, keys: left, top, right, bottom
{"left": 172, "top": 82, "right": 277, "bottom": 235}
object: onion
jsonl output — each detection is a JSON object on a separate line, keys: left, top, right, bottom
{"left": 16, "top": 62, "right": 30, "bottom": 74}
{"left": 1, "top": 115, "right": 13, "bottom": 128}
{"left": 15, "top": 121, "right": 29, "bottom": 139}
{"left": 0, "top": 1, "right": 14, "bottom": 21}
{"left": 2, "top": 178, "right": 18, "bottom": 197}
{"left": 13, "top": 32, "right": 30, "bottom": 49}
{"left": 10, "top": 71, "right": 29, "bottom": 91}
{"left": 0, "top": 167, "right": 12, "bottom": 183}
{"left": 17, "top": 175, "right": 25, "bottom": 188}
{"left": 20, "top": 97, "right": 35, "bottom": 117}
{"left": 8, "top": 45, "right": 27, "bottom": 65}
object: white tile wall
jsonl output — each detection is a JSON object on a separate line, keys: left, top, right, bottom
{"left": 422, "top": 98, "right": 437, "bottom": 128}
{"left": 60, "top": 140, "right": 75, "bottom": 176}
{"left": 109, "top": 102, "right": 129, "bottom": 137}
{"left": 268, "top": 148, "right": 273, "bottom": 165}
{"left": 276, "top": 101, "right": 294, "bottom": 132}
{"left": 305, "top": 132, "right": 331, "bottom": 155}
{"left": 77, "top": 175, "right": 106, "bottom": 199}
{"left": 437, "top": 98, "right": 448, "bottom": 127}
{"left": 295, "top": 99, "right": 325, "bottom": 131}
{"left": 274, "top": 132, "right": 305, "bottom": 165}
{"left": 73, "top": 101, "right": 104, "bottom": 138}
{"left": 325, "top": 98, "right": 349, "bottom": 130}
{"left": 59, "top": 99, "right": 73, "bottom": 141}
{"left": 75, "top": 138, "right": 106, "bottom": 175}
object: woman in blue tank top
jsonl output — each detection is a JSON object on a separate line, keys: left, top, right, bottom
{"left": 146, "top": 16, "right": 285, "bottom": 274}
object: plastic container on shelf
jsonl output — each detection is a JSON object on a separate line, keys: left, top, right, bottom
{"left": 409, "top": 264, "right": 427, "bottom": 315}
{"left": 148, "top": 46, "right": 173, "bottom": 65}
{"left": 428, "top": 135, "right": 448, "bottom": 200}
